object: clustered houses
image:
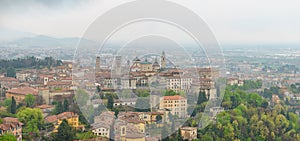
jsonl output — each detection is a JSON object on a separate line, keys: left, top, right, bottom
{"left": 227, "top": 78, "right": 244, "bottom": 86}
{"left": 91, "top": 111, "right": 164, "bottom": 140}
{"left": 0, "top": 62, "right": 79, "bottom": 139}
{"left": 96, "top": 51, "right": 193, "bottom": 94}
{"left": 0, "top": 117, "right": 23, "bottom": 141}
{"left": 0, "top": 61, "right": 75, "bottom": 105}
{"left": 92, "top": 111, "right": 115, "bottom": 139}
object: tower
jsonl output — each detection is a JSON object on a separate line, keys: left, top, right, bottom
{"left": 95, "top": 56, "right": 101, "bottom": 73}
{"left": 161, "top": 51, "right": 166, "bottom": 69}
{"left": 114, "top": 55, "right": 122, "bottom": 75}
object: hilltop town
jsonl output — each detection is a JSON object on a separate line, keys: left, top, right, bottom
{"left": 0, "top": 49, "right": 300, "bottom": 140}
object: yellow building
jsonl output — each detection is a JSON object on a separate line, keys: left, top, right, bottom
{"left": 138, "top": 112, "right": 164, "bottom": 125}
{"left": 180, "top": 127, "right": 197, "bottom": 141}
{"left": 159, "top": 95, "right": 187, "bottom": 118}
{"left": 140, "top": 59, "right": 153, "bottom": 72}
{"left": 50, "top": 112, "right": 84, "bottom": 132}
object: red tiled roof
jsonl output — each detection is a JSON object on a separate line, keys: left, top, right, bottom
{"left": 2, "top": 117, "right": 20, "bottom": 124}
{"left": 45, "top": 115, "right": 58, "bottom": 123}
{"left": 57, "top": 112, "right": 78, "bottom": 120}
{"left": 0, "top": 77, "right": 18, "bottom": 81}
{"left": 35, "top": 104, "right": 54, "bottom": 109}
{"left": 6, "top": 87, "right": 38, "bottom": 95}
{"left": 47, "top": 81, "right": 72, "bottom": 86}
{"left": 163, "top": 95, "right": 185, "bottom": 100}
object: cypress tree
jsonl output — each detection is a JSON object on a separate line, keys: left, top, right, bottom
{"left": 11, "top": 96, "right": 16, "bottom": 114}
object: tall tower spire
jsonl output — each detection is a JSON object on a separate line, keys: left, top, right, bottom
{"left": 95, "top": 56, "right": 101, "bottom": 73}
{"left": 161, "top": 51, "right": 166, "bottom": 69}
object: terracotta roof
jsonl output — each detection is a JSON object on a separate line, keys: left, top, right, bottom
{"left": 0, "top": 77, "right": 18, "bottom": 81}
{"left": 2, "top": 117, "right": 21, "bottom": 124}
{"left": 47, "top": 81, "right": 72, "bottom": 86}
{"left": 45, "top": 115, "right": 58, "bottom": 123}
{"left": 6, "top": 86, "right": 38, "bottom": 95}
{"left": 57, "top": 112, "right": 78, "bottom": 120}
{"left": 163, "top": 95, "right": 185, "bottom": 100}
{"left": 35, "top": 104, "right": 54, "bottom": 109}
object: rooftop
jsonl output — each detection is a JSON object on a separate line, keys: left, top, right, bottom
{"left": 163, "top": 95, "right": 185, "bottom": 100}
{"left": 6, "top": 86, "right": 38, "bottom": 95}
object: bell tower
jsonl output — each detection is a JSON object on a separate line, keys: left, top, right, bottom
{"left": 161, "top": 51, "right": 166, "bottom": 69}
{"left": 95, "top": 56, "right": 101, "bottom": 73}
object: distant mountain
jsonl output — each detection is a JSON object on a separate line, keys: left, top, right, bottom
{"left": 0, "top": 27, "right": 36, "bottom": 43}
{"left": 1, "top": 34, "right": 99, "bottom": 49}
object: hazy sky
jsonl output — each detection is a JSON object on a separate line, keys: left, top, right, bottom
{"left": 1, "top": 0, "right": 300, "bottom": 44}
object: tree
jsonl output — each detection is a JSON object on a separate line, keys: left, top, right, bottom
{"left": 177, "top": 128, "right": 184, "bottom": 141}
{"left": 75, "top": 131, "right": 97, "bottom": 140}
{"left": 107, "top": 94, "right": 114, "bottom": 110}
{"left": 53, "top": 101, "right": 63, "bottom": 114}
{"left": 114, "top": 108, "right": 119, "bottom": 118}
{"left": 17, "top": 108, "right": 44, "bottom": 138}
{"left": 4, "top": 98, "right": 12, "bottom": 113}
{"left": 164, "top": 90, "right": 177, "bottom": 96}
{"left": 0, "top": 133, "right": 17, "bottom": 141}
{"left": 55, "top": 119, "right": 75, "bottom": 141}
{"left": 197, "top": 91, "right": 208, "bottom": 105}
{"left": 96, "top": 85, "right": 101, "bottom": 93}
{"left": 136, "top": 89, "right": 150, "bottom": 97}
{"left": 63, "top": 99, "right": 69, "bottom": 112}
{"left": 156, "top": 115, "right": 163, "bottom": 124}
{"left": 6, "top": 67, "right": 16, "bottom": 78}
{"left": 11, "top": 96, "right": 16, "bottom": 114}
{"left": 25, "top": 94, "right": 36, "bottom": 108}
{"left": 261, "top": 100, "right": 269, "bottom": 108}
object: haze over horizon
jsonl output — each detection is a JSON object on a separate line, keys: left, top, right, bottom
{"left": 1, "top": 0, "right": 300, "bottom": 45}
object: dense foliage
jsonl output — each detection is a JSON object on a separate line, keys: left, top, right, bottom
{"left": 0, "top": 133, "right": 17, "bottom": 141}
{"left": 17, "top": 108, "right": 44, "bottom": 140}
{"left": 0, "top": 56, "right": 63, "bottom": 71}
{"left": 196, "top": 87, "right": 300, "bottom": 141}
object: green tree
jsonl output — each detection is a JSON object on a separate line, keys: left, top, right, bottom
{"left": 17, "top": 108, "right": 44, "bottom": 138}
{"left": 156, "top": 115, "right": 163, "bottom": 124}
{"left": 55, "top": 119, "right": 75, "bottom": 141}
{"left": 177, "top": 128, "right": 184, "bottom": 141}
{"left": 96, "top": 85, "right": 101, "bottom": 93}
{"left": 25, "top": 94, "right": 36, "bottom": 108}
{"left": 136, "top": 89, "right": 150, "bottom": 97}
{"left": 53, "top": 101, "right": 63, "bottom": 114}
{"left": 0, "top": 133, "right": 17, "bottom": 141}
{"left": 75, "top": 131, "right": 96, "bottom": 140}
{"left": 4, "top": 98, "right": 12, "bottom": 113}
{"left": 11, "top": 96, "right": 17, "bottom": 114}
{"left": 6, "top": 67, "right": 16, "bottom": 78}
{"left": 107, "top": 94, "right": 114, "bottom": 110}
{"left": 197, "top": 91, "right": 208, "bottom": 105}
{"left": 63, "top": 99, "right": 69, "bottom": 112}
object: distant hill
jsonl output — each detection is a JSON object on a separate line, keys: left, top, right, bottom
{"left": 1, "top": 34, "right": 99, "bottom": 49}
{"left": 0, "top": 27, "right": 36, "bottom": 43}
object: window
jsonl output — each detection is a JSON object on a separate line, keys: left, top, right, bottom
{"left": 122, "top": 127, "right": 126, "bottom": 135}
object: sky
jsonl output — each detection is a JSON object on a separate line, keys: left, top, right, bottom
{"left": 1, "top": 0, "right": 300, "bottom": 44}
